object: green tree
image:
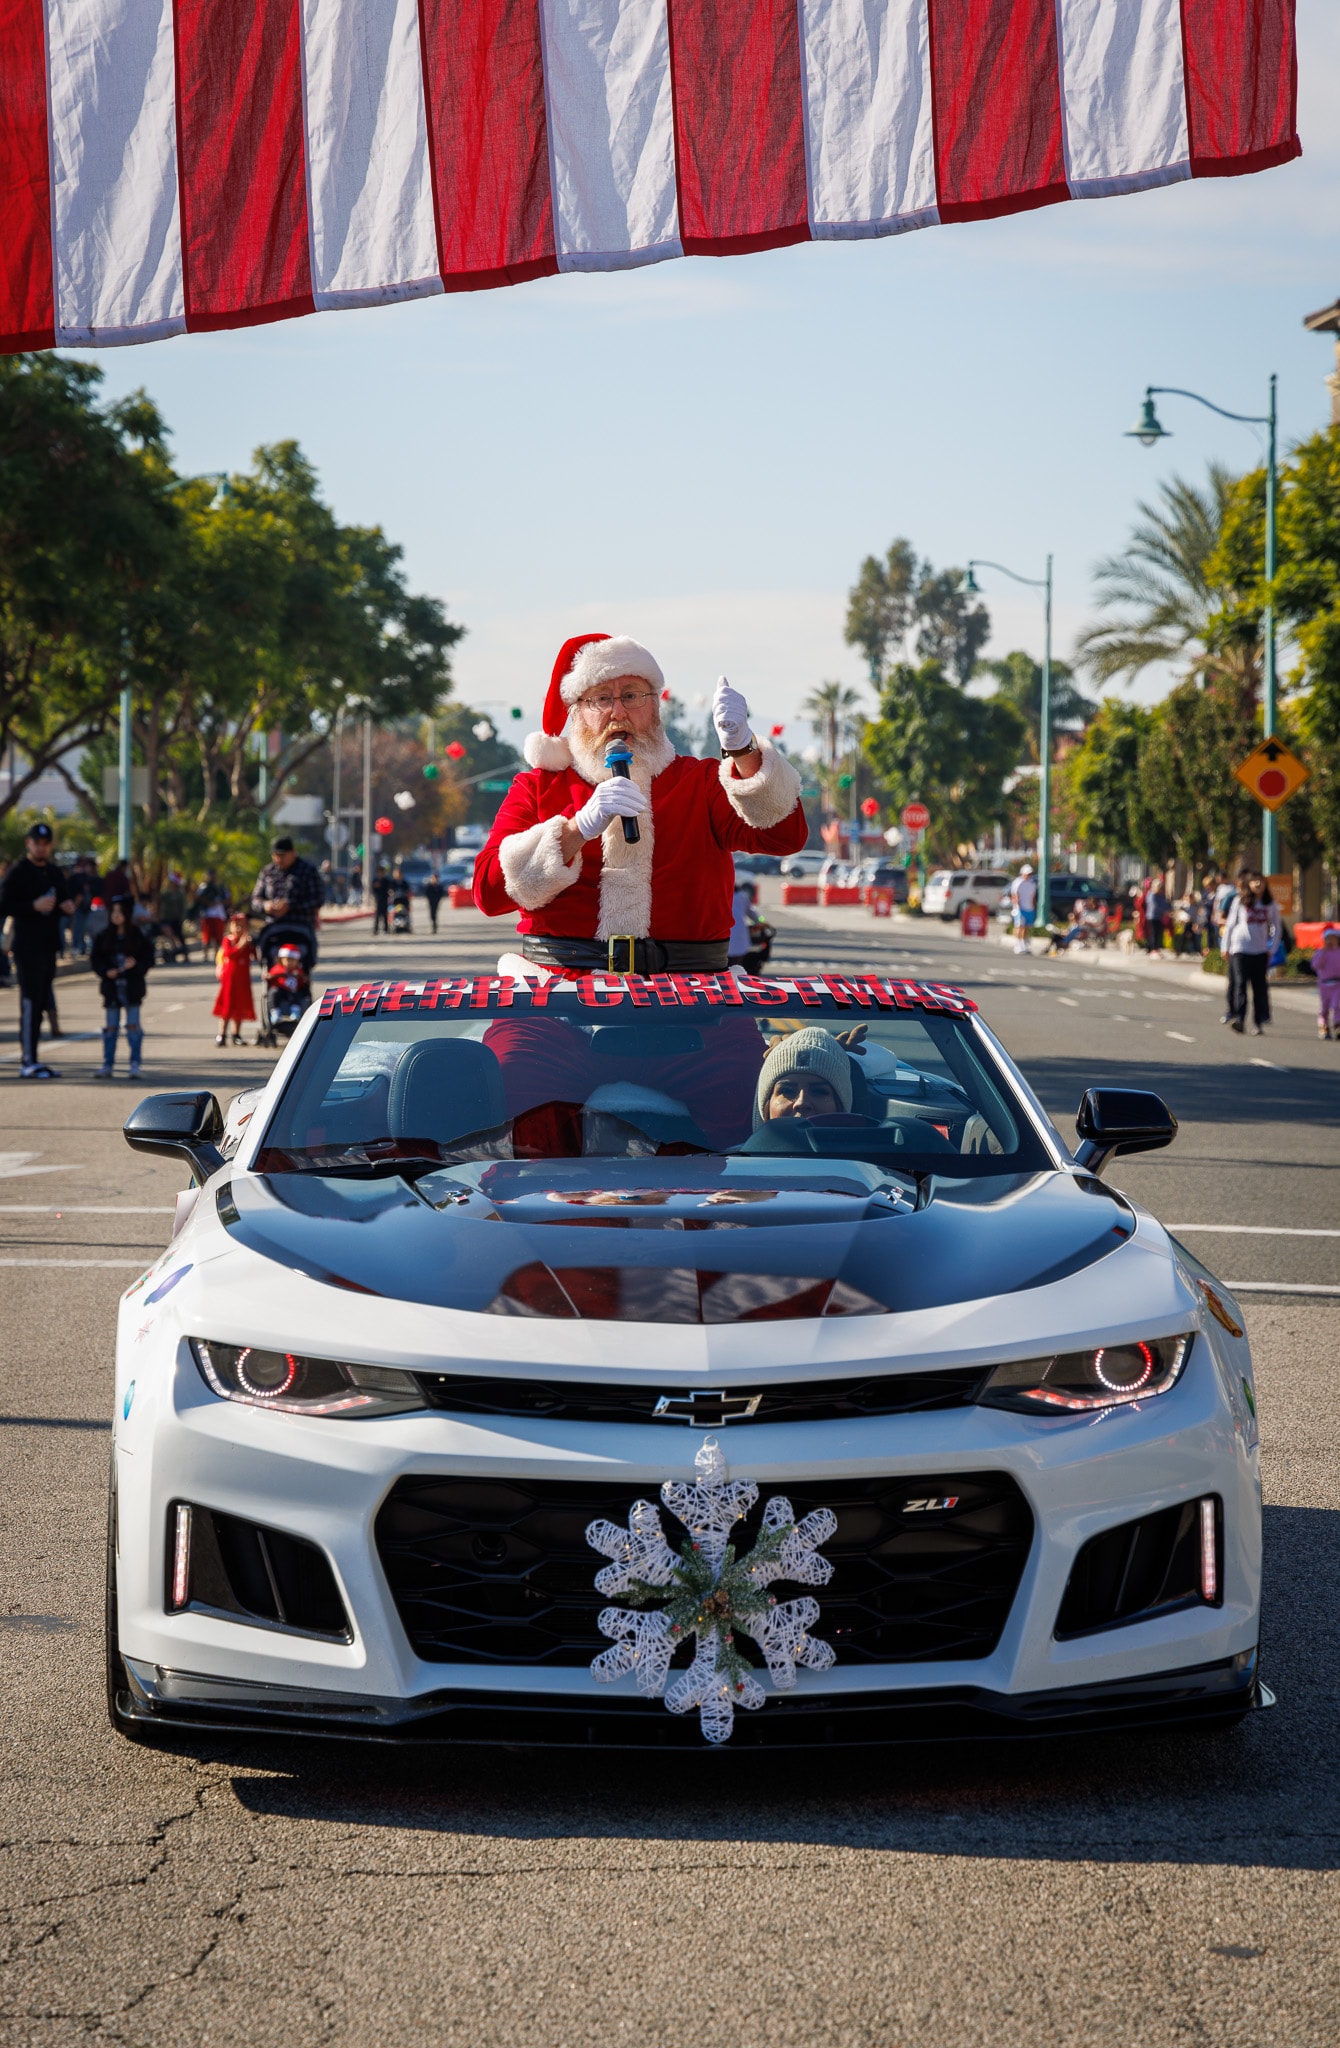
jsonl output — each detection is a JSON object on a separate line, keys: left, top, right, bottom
{"left": 1211, "top": 426, "right": 1340, "bottom": 874}
{"left": 863, "top": 660, "right": 1025, "bottom": 858}
{"left": 1137, "top": 678, "right": 1258, "bottom": 870}
{"left": 1068, "top": 699, "right": 1166, "bottom": 865}
{"left": 432, "top": 703, "right": 523, "bottom": 826}
{"left": 844, "top": 540, "right": 918, "bottom": 681}
{"left": 0, "top": 354, "right": 178, "bottom": 820}
{"left": 181, "top": 443, "right": 462, "bottom": 820}
{"left": 977, "top": 650, "right": 1092, "bottom": 763}
{"left": 845, "top": 539, "right": 990, "bottom": 688}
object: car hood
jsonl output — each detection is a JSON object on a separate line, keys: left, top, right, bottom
{"left": 217, "top": 1166, "right": 1135, "bottom": 1321}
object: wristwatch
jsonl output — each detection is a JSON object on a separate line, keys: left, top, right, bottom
{"left": 721, "top": 733, "right": 757, "bottom": 758}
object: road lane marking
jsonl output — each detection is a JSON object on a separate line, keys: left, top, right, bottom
{"left": 0, "top": 1245, "right": 147, "bottom": 1261}
{"left": 1057, "top": 997, "right": 1078, "bottom": 1007}
{"left": 0, "top": 1155, "right": 71, "bottom": 1178}
{"left": 1166, "top": 1031, "right": 1195, "bottom": 1043}
{"left": 1225, "top": 1281, "right": 1340, "bottom": 1296}
{"left": 0, "top": 1205, "right": 175, "bottom": 1214}
{"left": 1172, "top": 1225, "right": 1340, "bottom": 1237}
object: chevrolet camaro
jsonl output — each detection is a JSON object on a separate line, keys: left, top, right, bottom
{"left": 106, "top": 969, "right": 1265, "bottom": 1748}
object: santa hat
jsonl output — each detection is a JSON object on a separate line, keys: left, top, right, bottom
{"left": 523, "top": 633, "right": 666, "bottom": 771}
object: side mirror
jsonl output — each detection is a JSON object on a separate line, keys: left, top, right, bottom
{"left": 123, "top": 1091, "right": 225, "bottom": 1185}
{"left": 1073, "top": 1087, "right": 1177, "bottom": 1176}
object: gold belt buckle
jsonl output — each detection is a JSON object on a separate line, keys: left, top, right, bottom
{"left": 607, "top": 935, "right": 638, "bottom": 974}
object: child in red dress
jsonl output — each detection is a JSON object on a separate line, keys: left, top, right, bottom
{"left": 212, "top": 912, "right": 256, "bottom": 1045}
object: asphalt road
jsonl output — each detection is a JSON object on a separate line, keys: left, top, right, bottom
{"left": 1, "top": 902, "right": 1337, "bottom": 2047}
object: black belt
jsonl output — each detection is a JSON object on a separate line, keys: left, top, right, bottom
{"left": 521, "top": 935, "right": 731, "bottom": 975}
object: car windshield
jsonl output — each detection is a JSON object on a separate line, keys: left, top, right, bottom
{"left": 255, "top": 977, "right": 1050, "bottom": 1181}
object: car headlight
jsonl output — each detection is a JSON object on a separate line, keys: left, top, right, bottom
{"left": 977, "top": 1336, "right": 1191, "bottom": 1414}
{"left": 191, "top": 1339, "right": 425, "bottom": 1417}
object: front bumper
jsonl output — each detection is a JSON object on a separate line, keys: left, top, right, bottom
{"left": 113, "top": 1309, "right": 1262, "bottom": 1740}
{"left": 116, "top": 1649, "right": 1265, "bottom": 1746}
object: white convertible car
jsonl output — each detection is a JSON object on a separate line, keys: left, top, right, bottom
{"left": 108, "top": 970, "right": 1264, "bottom": 1748}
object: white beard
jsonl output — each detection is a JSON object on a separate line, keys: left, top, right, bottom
{"left": 566, "top": 719, "right": 675, "bottom": 941}
{"left": 566, "top": 719, "right": 675, "bottom": 785}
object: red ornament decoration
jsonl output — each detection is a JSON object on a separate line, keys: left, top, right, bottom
{"left": 860, "top": 797, "right": 880, "bottom": 818}
{"left": 446, "top": 740, "right": 466, "bottom": 760}
{"left": 374, "top": 815, "right": 393, "bottom": 836}
{"left": 771, "top": 724, "right": 785, "bottom": 738}
{"left": 660, "top": 688, "right": 672, "bottom": 702}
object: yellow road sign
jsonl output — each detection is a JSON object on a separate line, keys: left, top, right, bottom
{"left": 1233, "top": 737, "right": 1310, "bottom": 812}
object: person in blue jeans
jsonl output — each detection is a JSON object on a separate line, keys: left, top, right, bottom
{"left": 89, "top": 896, "right": 154, "bottom": 1078}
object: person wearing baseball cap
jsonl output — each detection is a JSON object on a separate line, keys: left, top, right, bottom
{"left": 0, "top": 823, "right": 75, "bottom": 1077}
{"left": 473, "top": 633, "right": 807, "bottom": 975}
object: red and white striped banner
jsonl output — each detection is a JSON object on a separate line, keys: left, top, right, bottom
{"left": 1, "top": 0, "right": 1300, "bottom": 353}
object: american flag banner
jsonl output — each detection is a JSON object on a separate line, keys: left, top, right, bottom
{"left": 0, "top": 0, "right": 1300, "bottom": 354}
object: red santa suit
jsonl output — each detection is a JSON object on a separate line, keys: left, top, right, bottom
{"left": 474, "top": 634, "right": 807, "bottom": 960}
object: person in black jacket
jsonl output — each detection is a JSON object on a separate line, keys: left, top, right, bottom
{"left": 0, "top": 823, "right": 74, "bottom": 1078}
{"left": 424, "top": 871, "right": 445, "bottom": 933}
{"left": 89, "top": 896, "right": 154, "bottom": 1078}
{"left": 371, "top": 864, "right": 392, "bottom": 935}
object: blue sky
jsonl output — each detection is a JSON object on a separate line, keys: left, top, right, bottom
{"left": 89, "top": 0, "right": 1339, "bottom": 748}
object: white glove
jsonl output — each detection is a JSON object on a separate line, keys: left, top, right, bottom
{"left": 573, "top": 775, "right": 649, "bottom": 841}
{"left": 712, "top": 676, "right": 752, "bottom": 753}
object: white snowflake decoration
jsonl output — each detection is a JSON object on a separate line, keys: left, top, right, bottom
{"left": 586, "top": 1436, "right": 837, "bottom": 1744}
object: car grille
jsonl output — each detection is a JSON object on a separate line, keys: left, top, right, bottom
{"left": 416, "top": 1365, "right": 988, "bottom": 1427}
{"left": 375, "top": 1472, "right": 1033, "bottom": 1667}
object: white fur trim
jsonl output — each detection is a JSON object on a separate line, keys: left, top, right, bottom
{"left": 497, "top": 952, "right": 556, "bottom": 984}
{"left": 523, "top": 730, "right": 572, "bottom": 770}
{"left": 561, "top": 635, "right": 664, "bottom": 705}
{"left": 718, "top": 735, "right": 802, "bottom": 831}
{"left": 594, "top": 750, "right": 658, "bottom": 941}
{"left": 497, "top": 815, "right": 582, "bottom": 910}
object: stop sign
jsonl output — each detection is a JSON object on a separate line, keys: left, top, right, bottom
{"left": 901, "top": 801, "right": 930, "bottom": 831}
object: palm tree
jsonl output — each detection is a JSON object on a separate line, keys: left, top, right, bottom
{"left": 802, "top": 680, "right": 864, "bottom": 822}
{"left": 1076, "top": 464, "right": 1251, "bottom": 687}
{"left": 802, "top": 681, "right": 863, "bottom": 774}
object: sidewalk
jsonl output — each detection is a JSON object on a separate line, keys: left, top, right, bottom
{"left": 769, "top": 896, "right": 1320, "bottom": 1016}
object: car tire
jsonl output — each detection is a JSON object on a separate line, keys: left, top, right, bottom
{"left": 104, "top": 1468, "right": 164, "bottom": 1747}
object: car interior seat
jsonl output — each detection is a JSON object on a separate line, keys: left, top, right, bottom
{"left": 388, "top": 1038, "right": 508, "bottom": 1145}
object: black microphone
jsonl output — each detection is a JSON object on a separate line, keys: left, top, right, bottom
{"left": 604, "top": 743, "right": 640, "bottom": 843}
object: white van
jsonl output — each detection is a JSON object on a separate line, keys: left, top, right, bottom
{"left": 921, "top": 868, "right": 1011, "bottom": 919}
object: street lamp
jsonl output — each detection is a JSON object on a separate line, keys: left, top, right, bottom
{"left": 1126, "top": 377, "right": 1279, "bottom": 873}
{"left": 964, "top": 555, "right": 1055, "bottom": 927}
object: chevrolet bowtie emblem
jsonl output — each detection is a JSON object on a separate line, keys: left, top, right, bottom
{"left": 653, "top": 1389, "right": 763, "bottom": 1426}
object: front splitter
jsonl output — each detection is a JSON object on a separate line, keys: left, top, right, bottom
{"left": 115, "top": 1649, "right": 1263, "bottom": 1748}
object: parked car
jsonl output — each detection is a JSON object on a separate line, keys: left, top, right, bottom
{"left": 779, "top": 850, "right": 826, "bottom": 878}
{"left": 921, "top": 869, "right": 1011, "bottom": 919}
{"left": 997, "top": 874, "right": 1115, "bottom": 925}
{"left": 854, "top": 861, "right": 910, "bottom": 904}
{"left": 732, "top": 853, "right": 784, "bottom": 876}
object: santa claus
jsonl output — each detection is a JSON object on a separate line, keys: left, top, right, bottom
{"left": 473, "top": 632, "right": 808, "bottom": 974}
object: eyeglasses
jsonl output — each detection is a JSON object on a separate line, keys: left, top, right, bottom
{"left": 579, "top": 688, "right": 655, "bottom": 713}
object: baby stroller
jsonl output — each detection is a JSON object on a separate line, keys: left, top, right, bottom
{"left": 257, "top": 920, "right": 317, "bottom": 1046}
{"left": 390, "top": 881, "right": 412, "bottom": 934}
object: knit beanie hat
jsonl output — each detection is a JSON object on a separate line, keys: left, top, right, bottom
{"left": 753, "top": 1027, "right": 853, "bottom": 1130}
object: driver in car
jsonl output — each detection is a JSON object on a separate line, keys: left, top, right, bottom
{"left": 753, "top": 1029, "right": 854, "bottom": 1127}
